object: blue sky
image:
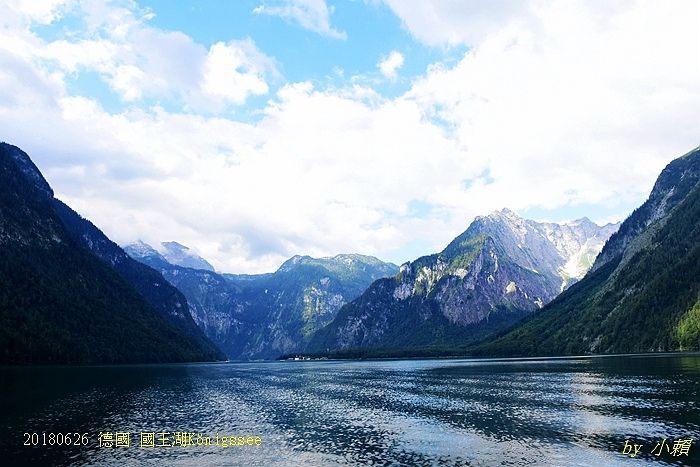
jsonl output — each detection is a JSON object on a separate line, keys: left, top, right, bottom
{"left": 44, "top": 0, "right": 455, "bottom": 116}
{"left": 1, "top": 0, "right": 699, "bottom": 273}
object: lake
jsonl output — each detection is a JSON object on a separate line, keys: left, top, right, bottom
{"left": 2, "top": 354, "right": 699, "bottom": 466}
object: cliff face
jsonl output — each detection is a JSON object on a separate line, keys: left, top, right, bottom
{"left": 308, "top": 210, "right": 618, "bottom": 352}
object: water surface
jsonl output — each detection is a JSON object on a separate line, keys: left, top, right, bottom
{"left": 2, "top": 354, "right": 699, "bottom": 466}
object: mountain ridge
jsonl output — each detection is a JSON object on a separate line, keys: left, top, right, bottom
{"left": 307, "top": 209, "right": 618, "bottom": 354}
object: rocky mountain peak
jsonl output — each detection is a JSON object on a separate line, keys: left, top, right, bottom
{"left": 159, "top": 241, "right": 216, "bottom": 271}
{"left": 125, "top": 240, "right": 166, "bottom": 261}
{"left": 568, "top": 216, "right": 593, "bottom": 226}
{"left": 309, "top": 208, "right": 619, "bottom": 354}
{"left": 496, "top": 207, "right": 520, "bottom": 220}
{"left": 459, "top": 208, "right": 618, "bottom": 287}
{"left": 126, "top": 240, "right": 215, "bottom": 271}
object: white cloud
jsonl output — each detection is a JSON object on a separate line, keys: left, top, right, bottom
{"left": 382, "top": 0, "right": 533, "bottom": 47}
{"left": 403, "top": 0, "right": 700, "bottom": 214}
{"left": 26, "top": 3, "right": 274, "bottom": 112}
{"left": 378, "top": 51, "right": 404, "bottom": 80}
{"left": 254, "top": 0, "right": 346, "bottom": 39}
{"left": 7, "top": 73, "right": 475, "bottom": 272}
{"left": 5, "top": 0, "right": 75, "bottom": 25}
{"left": 201, "top": 40, "right": 271, "bottom": 107}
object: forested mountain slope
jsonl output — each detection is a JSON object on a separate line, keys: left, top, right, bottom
{"left": 0, "top": 143, "right": 223, "bottom": 364}
{"left": 475, "top": 145, "right": 700, "bottom": 356}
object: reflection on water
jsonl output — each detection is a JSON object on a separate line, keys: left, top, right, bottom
{"left": 1, "top": 354, "right": 699, "bottom": 466}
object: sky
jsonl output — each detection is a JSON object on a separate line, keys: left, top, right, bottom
{"left": 1, "top": 0, "right": 699, "bottom": 274}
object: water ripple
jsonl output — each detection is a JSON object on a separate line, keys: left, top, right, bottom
{"left": 2, "top": 355, "right": 700, "bottom": 466}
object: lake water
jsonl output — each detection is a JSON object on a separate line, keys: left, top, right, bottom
{"left": 2, "top": 354, "right": 699, "bottom": 466}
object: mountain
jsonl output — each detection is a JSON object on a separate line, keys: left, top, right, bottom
{"left": 474, "top": 145, "right": 700, "bottom": 356}
{"left": 0, "top": 142, "right": 224, "bottom": 364}
{"left": 462, "top": 209, "right": 619, "bottom": 290}
{"left": 126, "top": 240, "right": 215, "bottom": 271}
{"left": 125, "top": 244, "right": 399, "bottom": 360}
{"left": 161, "top": 241, "right": 215, "bottom": 271}
{"left": 307, "top": 211, "right": 618, "bottom": 354}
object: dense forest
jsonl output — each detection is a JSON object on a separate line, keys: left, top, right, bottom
{"left": 0, "top": 143, "right": 223, "bottom": 364}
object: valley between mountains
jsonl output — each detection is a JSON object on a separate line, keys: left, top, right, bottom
{"left": 124, "top": 209, "right": 619, "bottom": 360}
{"left": 2, "top": 141, "right": 699, "bottom": 364}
